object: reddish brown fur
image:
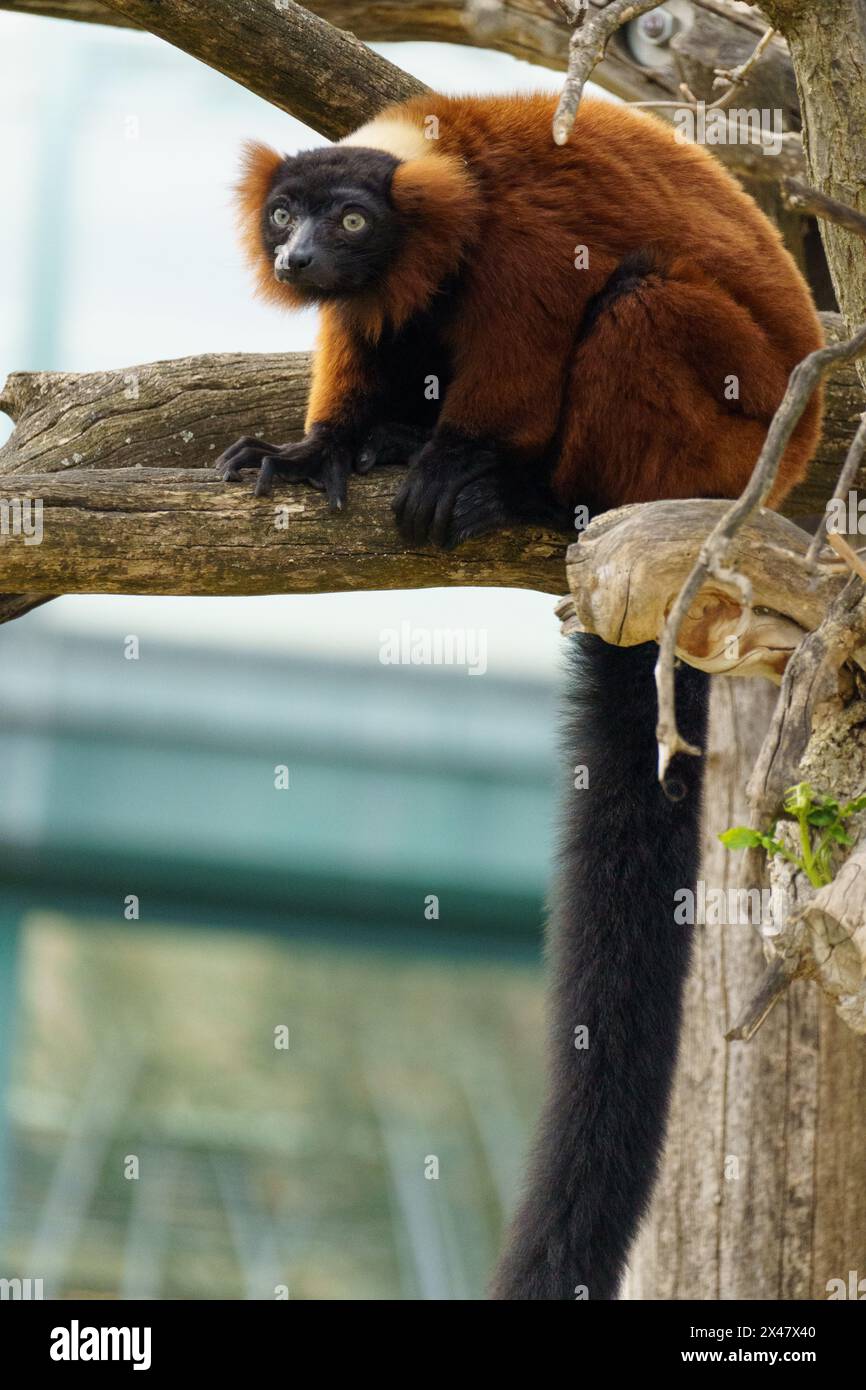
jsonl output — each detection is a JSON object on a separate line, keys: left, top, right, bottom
{"left": 236, "top": 94, "right": 824, "bottom": 509}
{"left": 307, "top": 155, "right": 483, "bottom": 428}
{"left": 236, "top": 141, "right": 296, "bottom": 310}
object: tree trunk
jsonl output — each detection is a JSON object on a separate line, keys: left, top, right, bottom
{"left": 627, "top": 677, "right": 866, "bottom": 1299}
{"left": 763, "top": 0, "right": 866, "bottom": 383}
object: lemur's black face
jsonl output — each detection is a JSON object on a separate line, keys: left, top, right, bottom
{"left": 262, "top": 146, "right": 401, "bottom": 300}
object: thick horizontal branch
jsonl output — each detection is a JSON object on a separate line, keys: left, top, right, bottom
{"left": 0, "top": 466, "right": 566, "bottom": 596}
{"left": 0, "top": 358, "right": 565, "bottom": 596}
{"left": 0, "top": 324, "right": 861, "bottom": 601}
{"left": 0, "top": 0, "right": 804, "bottom": 180}
{"left": 97, "top": 0, "right": 425, "bottom": 141}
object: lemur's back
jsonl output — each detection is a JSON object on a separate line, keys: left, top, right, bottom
{"left": 365, "top": 93, "right": 822, "bottom": 375}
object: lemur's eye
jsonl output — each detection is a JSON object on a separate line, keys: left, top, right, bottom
{"left": 271, "top": 206, "right": 292, "bottom": 228}
{"left": 342, "top": 210, "right": 367, "bottom": 233}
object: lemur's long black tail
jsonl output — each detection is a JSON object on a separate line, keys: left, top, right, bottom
{"left": 491, "top": 635, "right": 709, "bottom": 1300}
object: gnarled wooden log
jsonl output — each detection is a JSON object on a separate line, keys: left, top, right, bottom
{"left": 559, "top": 499, "right": 854, "bottom": 678}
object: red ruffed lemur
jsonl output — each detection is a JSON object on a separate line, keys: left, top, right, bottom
{"left": 218, "top": 92, "right": 824, "bottom": 1300}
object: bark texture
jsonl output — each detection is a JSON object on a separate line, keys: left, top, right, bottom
{"left": 763, "top": 0, "right": 866, "bottom": 378}
{"left": 561, "top": 499, "right": 844, "bottom": 678}
{"left": 627, "top": 678, "right": 866, "bottom": 1299}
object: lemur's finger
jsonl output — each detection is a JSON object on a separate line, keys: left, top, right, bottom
{"left": 430, "top": 465, "right": 500, "bottom": 549}
{"left": 216, "top": 436, "right": 280, "bottom": 472}
{"left": 395, "top": 473, "right": 440, "bottom": 546}
{"left": 321, "top": 455, "right": 350, "bottom": 509}
{"left": 254, "top": 458, "right": 279, "bottom": 498}
{"left": 355, "top": 445, "right": 379, "bottom": 474}
{"left": 254, "top": 453, "right": 324, "bottom": 498}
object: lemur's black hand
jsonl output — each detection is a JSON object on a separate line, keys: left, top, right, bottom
{"left": 393, "top": 434, "right": 507, "bottom": 549}
{"left": 216, "top": 430, "right": 354, "bottom": 508}
{"left": 218, "top": 422, "right": 433, "bottom": 508}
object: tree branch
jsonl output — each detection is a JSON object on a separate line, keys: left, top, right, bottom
{"left": 782, "top": 178, "right": 866, "bottom": 244}
{"left": 0, "top": 0, "right": 806, "bottom": 181}
{"left": 0, "top": 356, "right": 565, "bottom": 598}
{"left": 553, "top": 1, "right": 665, "bottom": 144}
{"left": 0, "top": 0, "right": 127, "bottom": 20}
{"left": 0, "top": 464, "right": 569, "bottom": 597}
{"left": 97, "top": 0, "right": 425, "bottom": 141}
{"left": 0, "top": 313, "right": 862, "bottom": 606}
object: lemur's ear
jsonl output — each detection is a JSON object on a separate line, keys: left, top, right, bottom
{"left": 236, "top": 141, "right": 284, "bottom": 227}
{"left": 235, "top": 142, "right": 302, "bottom": 307}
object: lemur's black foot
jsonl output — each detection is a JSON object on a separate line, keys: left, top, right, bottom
{"left": 217, "top": 428, "right": 355, "bottom": 507}
{"left": 393, "top": 435, "right": 503, "bottom": 549}
{"left": 393, "top": 433, "right": 572, "bottom": 549}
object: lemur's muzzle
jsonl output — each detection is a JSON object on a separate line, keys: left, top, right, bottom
{"left": 274, "top": 222, "right": 317, "bottom": 283}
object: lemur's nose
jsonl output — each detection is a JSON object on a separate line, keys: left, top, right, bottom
{"left": 287, "top": 249, "right": 313, "bottom": 271}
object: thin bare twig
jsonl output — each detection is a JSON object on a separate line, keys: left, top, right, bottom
{"left": 806, "top": 412, "right": 866, "bottom": 566}
{"left": 621, "top": 19, "right": 805, "bottom": 176}
{"left": 827, "top": 530, "right": 866, "bottom": 584}
{"left": 781, "top": 179, "right": 866, "bottom": 242}
{"left": 631, "top": 23, "right": 776, "bottom": 112}
{"left": 725, "top": 958, "right": 791, "bottom": 1042}
{"left": 711, "top": 24, "right": 776, "bottom": 107}
{"left": 553, "top": 0, "right": 664, "bottom": 145}
{"left": 655, "top": 322, "right": 866, "bottom": 781}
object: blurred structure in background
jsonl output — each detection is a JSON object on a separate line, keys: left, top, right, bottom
{"left": 0, "top": 619, "right": 554, "bottom": 1299}
{"left": 0, "top": 14, "right": 575, "bottom": 1298}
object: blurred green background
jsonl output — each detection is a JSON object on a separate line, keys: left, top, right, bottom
{"left": 0, "top": 11, "right": 580, "bottom": 1299}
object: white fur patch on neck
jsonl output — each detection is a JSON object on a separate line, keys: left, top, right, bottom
{"left": 340, "top": 115, "right": 428, "bottom": 164}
